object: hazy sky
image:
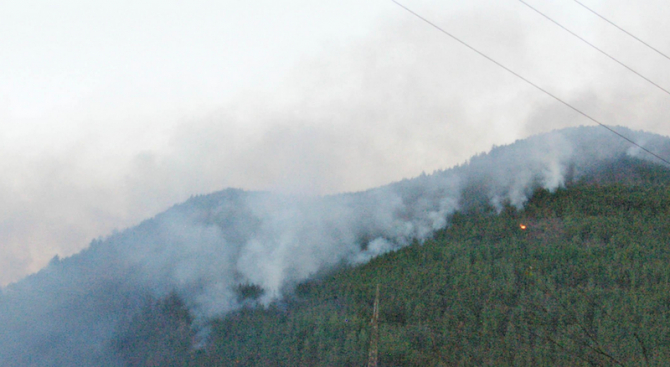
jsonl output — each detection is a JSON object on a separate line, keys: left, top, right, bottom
{"left": 1, "top": 0, "right": 670, "bottom": 285}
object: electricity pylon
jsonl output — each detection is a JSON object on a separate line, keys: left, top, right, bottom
{"left": 367, "top": 284, "right": 380, "bottom": 367}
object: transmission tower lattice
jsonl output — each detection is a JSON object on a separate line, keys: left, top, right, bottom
{"left": 367, "top": 284, "right": 380, "bottom": 367}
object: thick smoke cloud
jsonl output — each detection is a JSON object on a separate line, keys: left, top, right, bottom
{"left": 0, "top": 126, "right": 668, "bottom": 366}
{"left": 3, "top": 0, "right": 670, "bottom": 286}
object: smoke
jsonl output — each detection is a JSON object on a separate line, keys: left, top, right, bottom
{"left": 3, "top": 1, "right": 670, "bottom": 364}
{"left": 0, "top": 125, "right": 668, "bottom": 366}
{"left": 3, "top": 0, "right": 670, "bottom": 288}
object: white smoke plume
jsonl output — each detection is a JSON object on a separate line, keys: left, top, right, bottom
{"left": 0, "top": 126, "right": 668, "bottom": 366}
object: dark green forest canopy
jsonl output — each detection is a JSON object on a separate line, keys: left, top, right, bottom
{"left": 115, "top": 162, "right": 670, "bottom": 366}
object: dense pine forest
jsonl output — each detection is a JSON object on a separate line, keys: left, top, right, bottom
{"left": 112, "top": 159, "right": 670, "bottom": 366}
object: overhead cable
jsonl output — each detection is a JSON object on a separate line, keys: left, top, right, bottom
{"left": 573, "top": 0, "right": 670, "bottom": 63}
{"left": 517, "top": 0, "right": 670, "bottom": 99}
{"left": 390, "top": 0, "right": 670, "bottom": 167}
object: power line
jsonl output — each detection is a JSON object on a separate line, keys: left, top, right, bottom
{"left": 390, "top": 0, "right": 670, "bottom": 167}
{"left": 518, "top": 0, "right": 670, "bottom": 98}
{"left": 573, "top": 0, "right": 670, "bottom": 63}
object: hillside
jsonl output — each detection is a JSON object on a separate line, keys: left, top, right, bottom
{"left": 1, "top": 126, "right": 670, "bottom": 366}
{"left": 111, "top": 171, "right": 670, "bottom": 366}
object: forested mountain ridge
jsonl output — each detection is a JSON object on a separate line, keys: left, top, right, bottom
{"left": 1, "top": 126, "right": 670, "bottom": 366}
{"left": 119, "top": 160, "right": 670, "bottom": 366}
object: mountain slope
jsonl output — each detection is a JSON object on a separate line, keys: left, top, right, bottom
{"left": 0, "top": 125, "right": 669, "bottom": 366}
{"left": 179, "top": 181, "right": 670, "bottom": 366}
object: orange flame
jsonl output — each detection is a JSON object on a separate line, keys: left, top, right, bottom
{"left": 519, "top": 224, "right": 527, "bottom": 230}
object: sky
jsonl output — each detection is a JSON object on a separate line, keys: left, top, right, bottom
{"left": 1, "top": 0, "right": 670, "bottom": 285}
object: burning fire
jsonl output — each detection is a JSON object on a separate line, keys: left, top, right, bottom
{"left": 519, "top": 224, "right": 527, "bottom": 230}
